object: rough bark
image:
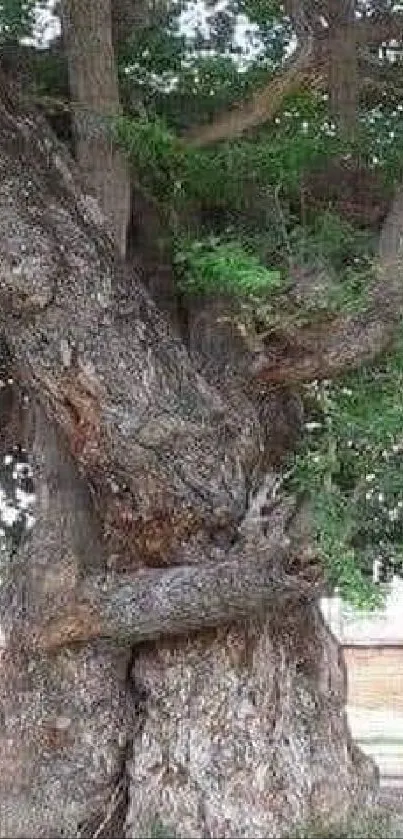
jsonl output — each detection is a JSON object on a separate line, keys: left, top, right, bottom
{"left": 327, "top": 0, "right": 358, "bottom": 141}
{"left": 60, "top": 0, "right": 131, "bottom": 258}
{"left": 0, "top": 396, "right": 133, "bottom": 837}
{"left": 0, "top": 82, "right": 313, "bottom": 835}
{"left": 0, "top": 85, "right": 304, "bottom": 643}
{"left": 126, "top": 604, "right": 378, "bottom": 838}
{"left": 0, "top": 78, "right": 389, "bottom": 837}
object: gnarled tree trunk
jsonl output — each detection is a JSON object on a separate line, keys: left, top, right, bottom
{"left": 0, "top": 81, "right": 391, "bottom": 837}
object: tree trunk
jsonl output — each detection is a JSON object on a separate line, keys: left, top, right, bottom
{"left": 111, "top": 0, "right": 171, "bottom": 49}
{"left": 126, "top": 605, "right": 377, "bottom": 838}
{"left": 0, "top": 81, "right": 387, "bottom": 836}
{"left": 60, "top": 0, "right": 131, "bottom": 258}
{"left": 327, "top": 0, "right": 359, "bottom": 142}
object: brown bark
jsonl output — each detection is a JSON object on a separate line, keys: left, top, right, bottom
{"left": 327, "top": 0, "right": 358, "bottom": 141}
{"left": 184, "top": 35, "right": 318, "bottom": 147}
{"left": 0, "top": 85, "right": 307, "bottom": 836}
{"left": 125, "top": 604, "right": 377, "bottom": 838}
{"left": 61, "top": 0, "right": 131, "bottom": 258}
{"left": 0, "top": 72, "right": 386, "bottom": 839}
{"left": 0, "top": 89, "right": 297, "bottom": 646}
{"left": 32, "top": 551, "right": 312, "bottom": 652}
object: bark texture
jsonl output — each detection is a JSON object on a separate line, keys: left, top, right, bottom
{"left": 126, "top": 605, "right": 378, "bottom": 838}
{"left": 0, "top": 81, "right": 388, "bottom": 837}
{"left": 327, "top": 0, "right": 358, "bottom": 141}
{"left": 61, "top": 0, "right": 131, "bottom": 258}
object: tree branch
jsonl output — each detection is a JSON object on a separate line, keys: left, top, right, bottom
{"left": 251, "top": 309, "right": 398, "bottom": 384}
{"left": 30, "top": 547, "right": 314, "bottom": 651}
{"left": 252, "top": 187, "right": 403, "bottom": 385}
{"left": 182, "top": 7, "right": 403, "bottom": 148}
{"left": 184, "top": 36, "right": 318, "bottom": 147}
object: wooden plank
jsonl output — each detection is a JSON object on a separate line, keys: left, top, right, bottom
{"left": 344, "top": 646, "right": 403, "bottom": 712}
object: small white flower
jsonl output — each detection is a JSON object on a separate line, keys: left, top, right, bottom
{"left": 365, "top": 490, "right": 373, "bottom": 500}
{"left": 341, "top": 387, "right": 353, "bottom": 396}
{"left": 365, "top": 474, "right": 375, "bottom": 482}
{"left": 304, "top": 421, "right": 322, "bottom": 431}
{"left": 389, "top": 508, "right": 399, "bottom": 522}
{"left": 378, "top": 492, "right": 385, "bottom": 503}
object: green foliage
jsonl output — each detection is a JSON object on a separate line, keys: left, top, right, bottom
{"left": 288, "top": 337, "right": 403, "bottom": 607}
{"left": 111, "top": 114, "right": 186, "bottom": 204}
{"left": 0, "top": 0, "right": 36, "bottom": 42}
{"left": 117, "top": 0, "right": 289, "bottom": 131}
{"left": 149, "top": 817, "right": 177, "bottom": 838}
{"left": 290, "top": 212, "right": 376, "bottom": 275}
{"left": 174, "top": 234, "right": 283, "bottom": 298}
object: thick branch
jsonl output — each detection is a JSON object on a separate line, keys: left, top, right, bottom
{"left": 252, "top": 187, "right": 403, "bottom": 385}
{"left": 182, "top": 8, "right": 403, "bottom": 148}
{"left": 184, "top": 36, "right": 318, "bottom": 147}
{"left": 31, "top": 548, "right": 312, "bottom": 651}
{"left": 251, "top": 309, "right": 398, "bottom": 384}
{"left": 0, "top": 92, "right": 263, "bottom": 580}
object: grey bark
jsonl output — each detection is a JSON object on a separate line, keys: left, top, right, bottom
{"left": 1, "top": 54, "right": 398, "bottom": 833}
{"left": 327, "top": 0, "right": 359, "bottom": 141}
{"left": 0, "top": 83, "right": 306, "bottom": 836}
{"left": 60, "top": 0, "right": 131, "bottom": 258}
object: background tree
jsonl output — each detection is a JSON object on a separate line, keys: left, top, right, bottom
{"left": 60, "top": 0, "right": 131, "bottom": 258}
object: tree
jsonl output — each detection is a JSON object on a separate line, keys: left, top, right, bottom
{"left": 0, "top": 2, "right": 403, "bottom": 835}
{"left": 0, "top": 67, "right": 383, "bottom": 838}
{"left": 60, "top": 0, "right": 131, "bottom": 258}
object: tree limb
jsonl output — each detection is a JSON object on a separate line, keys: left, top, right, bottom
{"left": 252, "top": 187, "right": 403, "bottom": 385}
{"left": 182, "top": 7, "right": 403, "bottom": 148}
{"left": 30, "top": 547, "right": 314, "bottom": 651}
{"left": 184, "top": 35, "right": 317, "bottom": 147}
{"left": 251, "top": 308, "right": 398, "bottom": 384}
